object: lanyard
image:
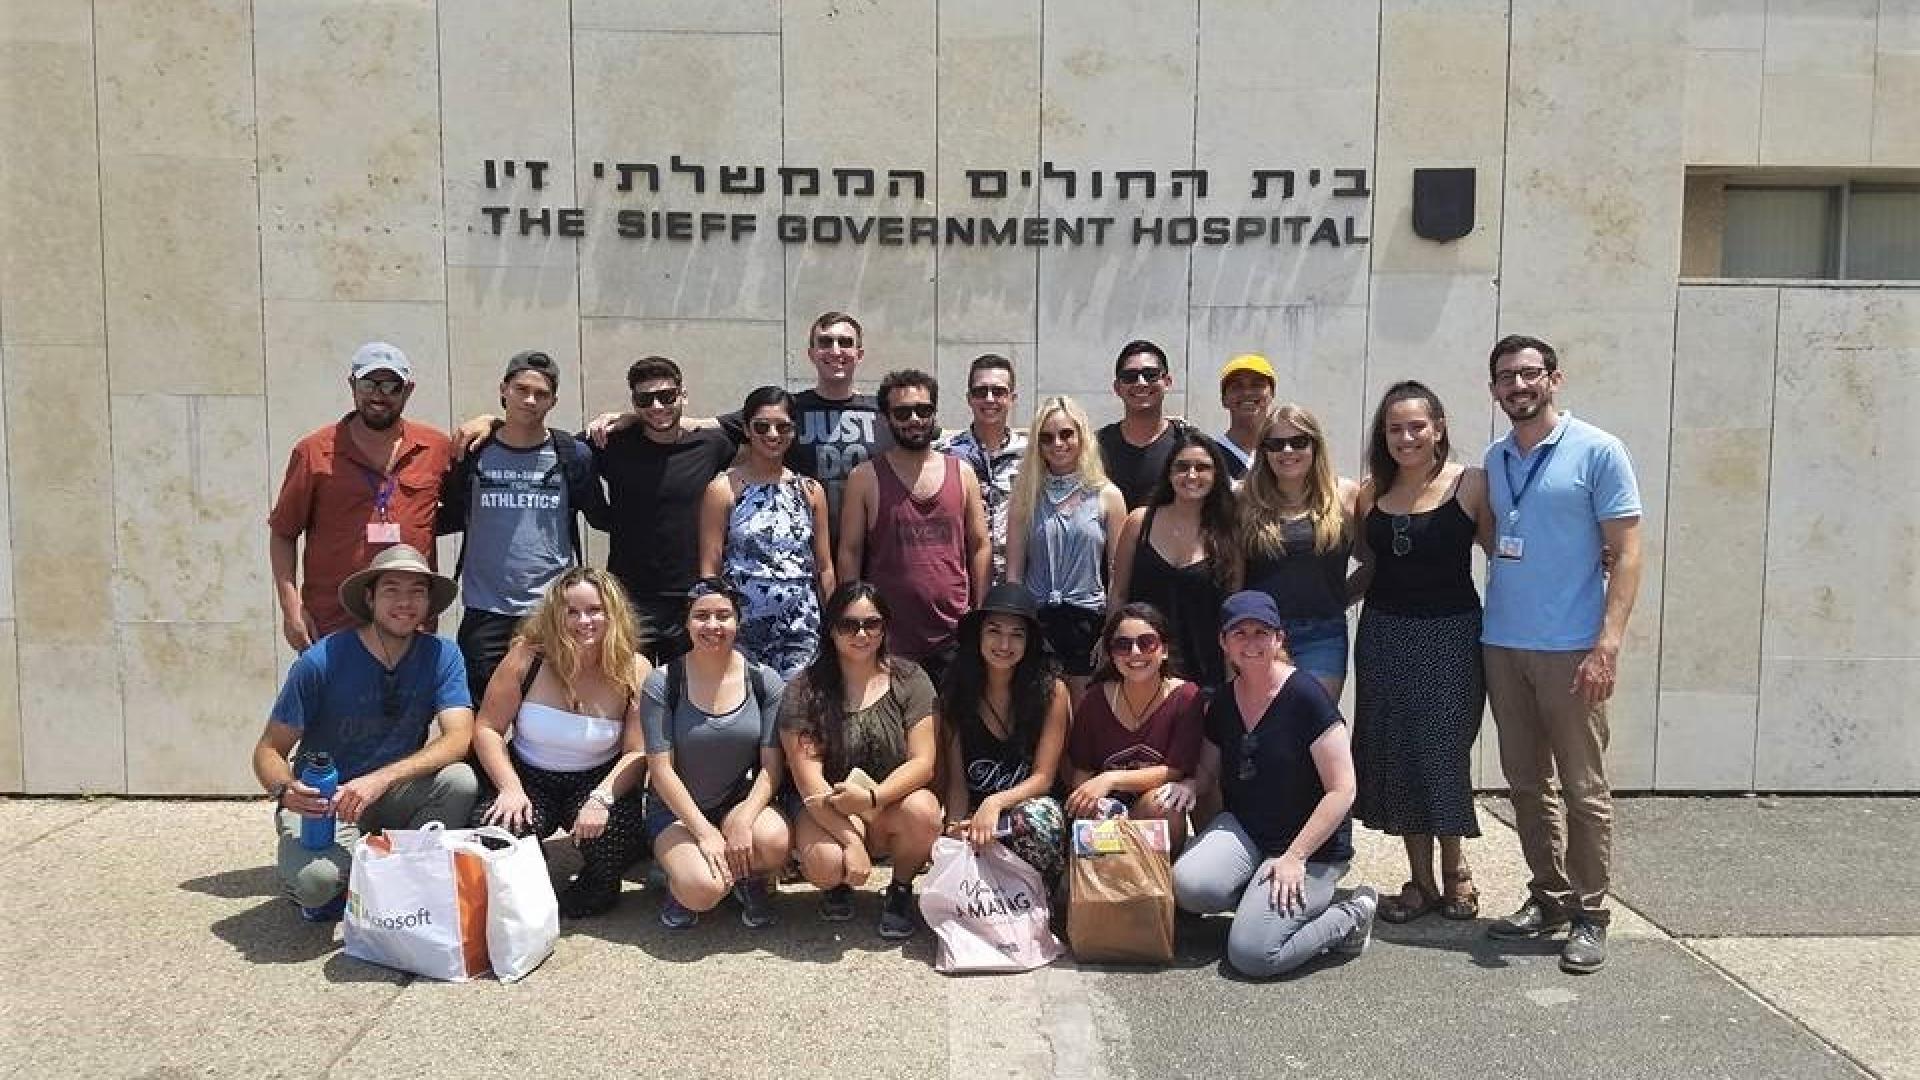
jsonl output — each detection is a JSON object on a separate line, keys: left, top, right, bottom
{"left": 358, "top": 464, "right": 396, "bottom": 522}
{"left": 1502, "top": 439, "right": 1557, "bottom": 527}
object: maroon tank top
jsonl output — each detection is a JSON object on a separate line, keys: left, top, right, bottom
{"left": 867, "top": 454, "right": 970, "bottom": 661}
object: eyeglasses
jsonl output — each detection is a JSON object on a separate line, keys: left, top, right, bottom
{"left": 967, "top": 384, "right": 1011, "bottom": 401}
{"left": 1036, "top": 428, "right": 1079, "bottom": 446}
{"left": 1171, "top": 460, "right": 1215, "bottom": 475}
{"left": 1492, "top": 366, "right": 1551, "bottom": 387}
{"left": 1117, "top": 367, "right": 1164, "bottom": 385}
{"left": 1261, "top": 434, "right": 1315, "bottom": 453}
{"left": 1237, "top": 731, "right": 1259, "bottom": 781}
{"left": 1108, "top": 632, "right": 1162, "bottom": 655}
{"left": 380, "top": 670, "right": 403, "bottom": 721}
{"left": 632, "top": 387, "right": 682, "bottom": 408}
{"left": 355, "top": 377, "right": 406, "bottom": 397}
{"left": 889, "top": 404, "right": 937, "bottom": 423}
{"left": 749, "top": 418, "right": 794, "bottom": 436}
{"left": 1391, "top": 514, "right": 1413, "bottom": 557}
{"left": 814, "top": 334, "right": 858, "bottom": 349}
{"left": 834, "top": 615, "right": 886, "bottom": 637}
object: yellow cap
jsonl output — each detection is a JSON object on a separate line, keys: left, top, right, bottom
{"left": 1219, "top": 354, "right": 1275, "bottom": 386}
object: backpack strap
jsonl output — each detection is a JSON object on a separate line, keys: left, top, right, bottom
{"left": 665, "top": 656, "right": 685, "bottom": 717}
{"left": 547, "top": 427, "right": 586, "bottom": 565}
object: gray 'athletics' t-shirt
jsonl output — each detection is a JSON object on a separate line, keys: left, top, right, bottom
{"left": 461, "top": 438, "right": 573, "bottom": 616}
{"left": 641, "top": 658, "right": 785, "bottom": 812}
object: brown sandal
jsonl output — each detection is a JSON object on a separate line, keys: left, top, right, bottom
{"left": 1377, "top": 880, "right": 1442, "bottom": 924}
{"left": 1441, "top": 869, "right": 1480, "bottom": 921}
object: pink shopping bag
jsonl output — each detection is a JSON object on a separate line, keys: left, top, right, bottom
{"left": 917, "top": 836, "right": 1062, "bottom": 974}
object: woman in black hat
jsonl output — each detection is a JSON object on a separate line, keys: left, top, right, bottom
{"left": 938, "top": 582, "right": 1071, "bottom": 891}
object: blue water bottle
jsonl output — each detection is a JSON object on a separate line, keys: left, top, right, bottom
{"left": 298, "top": 752, "right": 339, "bottom": 851}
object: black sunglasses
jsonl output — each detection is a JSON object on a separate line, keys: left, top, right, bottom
{"left": 355, "top": 377, "right": 406, "bottom": 397}
{"left": 834, "top": 615, "right": 886, "bottom": 636}
{"left": 632, "top": 387, "right": 682, "bottom": 408}
{"left": 381, "top": 669, "right": 404, "bottom": 721}
{"left": 1391, "top": 514, "right": 1413, "bottom": 557}
{"left": 1261, "top": 434, "right": 1315, "bottom": 453}
{"left": 889, "top": 404, "right": 937, "bottom": 422}
{"left": 1117, "top": 367, "right": 1164, "bottom": 385}
{"left": 967, "top": 384, "right": 1011, "bottom": 401}
{"left": 1036, "top": 428, "right": 1079, "bottom": 446}
{"left": 749, "top": 418, "right": 794, "bottom": 436}
{"left": 814, "top": 334, "right": 858, "bottom": 349}
{"left": 1237, "top": 730, "right": 1260, "bottom": 781}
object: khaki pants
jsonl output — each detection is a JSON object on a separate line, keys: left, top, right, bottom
{"left": 274, "top": 762, "right": 479, "bottom": 908}
{"left": 1483, "top": 646, "right": 1612, "bottom": 924}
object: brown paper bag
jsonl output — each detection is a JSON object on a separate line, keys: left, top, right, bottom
{"left": 1067, "top": 819, "right": 1176, "bottom": 965}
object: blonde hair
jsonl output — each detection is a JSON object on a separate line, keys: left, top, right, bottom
{"left": 515, "top": 568, "right": 645, "bottom": 702}
{"left": 1007, "top": 395, "right": 1110, "bottom": 540}
{"left": 1240, "top": 403, "right": 1346, "bottom": 556}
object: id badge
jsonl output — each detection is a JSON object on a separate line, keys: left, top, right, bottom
{"left": 366, "top": 521, "right": 402, "bottom": 544}
{"left": 1496, "top": 534, "right": 1525, "bottom": 561}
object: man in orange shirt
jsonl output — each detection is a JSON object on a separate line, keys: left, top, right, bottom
{"left": 269, "top": 342, "right": 452, "bottom": 650}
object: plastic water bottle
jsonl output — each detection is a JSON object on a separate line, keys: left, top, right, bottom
{"left": 298, "top": 752, "right": 339, "bottom": 851}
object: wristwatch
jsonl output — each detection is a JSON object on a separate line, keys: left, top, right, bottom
{"left": 587, "top": 789, "right": 615, "bottom": 808}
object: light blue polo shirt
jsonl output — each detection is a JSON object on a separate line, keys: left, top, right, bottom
{"left": 1482, "top": 413, "right": 1641, "bottom": 651}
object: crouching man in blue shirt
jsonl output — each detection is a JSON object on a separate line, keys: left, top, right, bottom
{"left": 251, "top": 545, "right": 480, "bottom": 920}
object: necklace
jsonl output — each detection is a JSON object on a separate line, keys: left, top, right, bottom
{"left": 1118, "top": 677, "right": 1166, "bottom": 728}
{"left": 981, "top": 694, "right": 1011, "bottom": 738}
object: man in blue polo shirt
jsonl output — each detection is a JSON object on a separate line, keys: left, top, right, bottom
{"left": 1479, "top": 334, "right": 1643, "bottom": 975}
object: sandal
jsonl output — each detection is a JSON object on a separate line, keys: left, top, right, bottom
{"left": 1441, "top": 869, "right": 1480, "bottom": 921}
{"left": 1376, "top": 880, "right": 1442, "bottom": 924}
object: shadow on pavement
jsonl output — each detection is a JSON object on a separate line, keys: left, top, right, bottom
{"left": 570, "top": 884, "right": 940, "bottom": 967}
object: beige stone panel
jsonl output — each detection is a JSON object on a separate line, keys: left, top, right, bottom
{"left": 0, "top": 40, "right": 105, "bottom": 347}
{"left": 1755, "top": 657, "right": 1920, "bottom": 789}
{"left": 262, "top": 300, "right": 452, "bottom": 470}
{"left": 6, "top": 346, "right": 114, "bottom": 645}
{"left": 94, "top": 0, "right": 253, "bottom": 159}
{"left": 18, "top": 643, "right": 124, "bottom": 793}
{"left": 1761, "top": 0, "right": 1877, "bottom": 75}
{"left": 1661, "top": 427, "right": 1768, "bottom": 693}
{"left": 0, "top": 353, "right": 13, "bottom": 620}
{"left": 0, "top": 620, "right": 17, "bottom": 789}
{"left": 783, "top": 0, "right": 936, "bottom": 165}
{"left": 1689, "top": 0, "right": 1766, "bottom": 49}
{"left": 1679, "top": 175, "right": 1727, "bottom": 277}
{"left": 1654, "top": 691, "right": 1757, "bottom": 790}
{"left": 1190, "top": 304, "right": 1370, "bottom": 476}
{"left": 122, "top": 623, "right": 274, "bottom": 794}
{"left": 786, "top": 243, "right": 936, "bottom": 380}
{"left": 1673, "top": 285, "right": 1776, "bottom": 430}
{"left": 0, "top": 0, "right": 91, "bottom": 42}
{"left": 100, "top": 155, "right": 264, "bottom": 396}
{"left": 573, "top": 29, "right": 784, "bottom": 319}
{"left": 572, "top": 0, "right": 779, "bottom": 33}
{"left": 579, "top": 317, "right": 784, "bottom": 429}
{"left": 1684, "top": 48, "right": 1763, "bottom": 165}
{"left": 441, "top": 0, "right": 576, "bottom": 269}
{"left": 447, "top": 265, "right": 583, "bottom": 431}
{"left": 1501, "top": 2, "right": 1686, "bottom": 313}
{"left": 111, "top": 395, "right": 272, "bottom": 624}
{"left": 1758, "top": 73, "right": 1875, "bottom": 164}
{"left": 1872, "top": 52, "right": 1920, "bottom": 166}
{"left": 1363, "top": 271, "right": 1502, "bottom": 455}
{"left": 935, "top": 0, "right": 1042, "bottom": 346}
{"left": 1371, "top": 0, "right": 1508, "bottom": 276}
{"left": 934, "top": 342, "right": 1035, "bottom": 435}
{"left": 254, "top": 0, "right": 444, "bottom": 303}
{"left": 1883, "top": 0, "right": 1920, "bottom": 50}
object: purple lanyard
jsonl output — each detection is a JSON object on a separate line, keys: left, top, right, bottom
{"left": 358, "top": 464, "right": 396, "bottom": 522}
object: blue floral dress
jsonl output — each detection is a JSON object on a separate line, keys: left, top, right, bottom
{"left": 723, "top": 474, "right": 822, "bottom": 678}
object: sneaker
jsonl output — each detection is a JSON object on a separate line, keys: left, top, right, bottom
{"left": 298, "top": 895, "right": 346, "bottom": 923}
{"left": 1560, "top": 920, "right": 1607, "bottom": 974}
{"left": 1486, "top": 898, "right": 1572, "bottom": 940}
{"left": 734, "top": 878, "right": 776, "bottom": 929}
{"left": 819, "top": 883, "right": 855, "bottom": 922}
{"left": 1332, "top": 886, "right": 1378, "bottom": 956}
{"left": 878, "top": 881, "right": 916, "bottom": 940}
{"left": 559, "top": 877, "right": 623, "bottom": 919}
{"left": 659, "top": 893, "right": 699, "bottom": 930}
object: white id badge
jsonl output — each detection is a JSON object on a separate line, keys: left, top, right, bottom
{"left": 1496, "top": 534, "right": 1525, "bottom": 561}
{"left": 366, "top": 521, "right": 402, "bottom": 544}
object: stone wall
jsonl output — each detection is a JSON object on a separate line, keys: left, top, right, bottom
{"left": 0, "top": 0, "right": 1913, "bottom": 793}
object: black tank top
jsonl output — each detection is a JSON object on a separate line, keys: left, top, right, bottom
{"left": 1362, "top": 496, "right": 1481, "bottom": 616}
{"left": 1128, "top": 506, "right": 1228, "bottom": 687}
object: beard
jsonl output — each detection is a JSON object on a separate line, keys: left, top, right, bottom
{"left": 892, "top": 425, "right": 936, "bottom": 452}
{"left": 1499, "top": 393, "right": 1544, "bottom": 422}
{"left": 359, "top": 407, "right": 399, "bottom": 431}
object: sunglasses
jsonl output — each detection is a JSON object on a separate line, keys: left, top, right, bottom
{"left": 1036, "top": 428, "right": 1079, "bottom": 446}
{"left": 1109, "top": 632, "right": 1162, "bottom": 655}
{"left": 1171, "top": 460, "right": 1215, "bottom": 475}
{"left": 749, "top": 418, "right": 794, "bottom": 436}
{"left": 889, "top": 404, "right": 937, "bottom": 423}
{"left": 1237, "top": 730, "right": 1260, "bottom": 781}
{"left": 380, "top": 669, "right": 404, "bottom": 721}
{"left": 814, "top": 334, "right": 858, "bottom": 349}
{"left": 1261, "top": 434, "right": 1315, "bottom": 453}
{"left": 1117, "top": 367, "right": 1165, "bottom": 385}
{"left": 834, "top": 615, "right": 886, "bottom": 637}
{"left": 355, "top": 377, "right": 406, "bottom": 397}
{"left": 632, "top": 387, "right": 681, "bottom": 408}
{"left": 967, "top": 384, "right": 1012, "bottom": 401}
{"left": 1391, "top": 513, "right": 1413, "bottom": 557}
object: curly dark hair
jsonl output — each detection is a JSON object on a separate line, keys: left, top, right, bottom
{"left": 940, "top": 609, "right": 1060, "bottom": 765}
{"left": 1089, "top": 602, "right": 1179, "bottom": 684}
{"left": 794, "top": 581, "right": 908, "bottom": 778}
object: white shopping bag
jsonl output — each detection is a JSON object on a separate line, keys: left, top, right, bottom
{"left": 343, "top": 823, "right": 490, "bottom": 982}
{"left": 455, "top": 826, "right": 558, "bottom": 983}
{"left": 917, "top": 837, "right": 1062, "bottom": 974}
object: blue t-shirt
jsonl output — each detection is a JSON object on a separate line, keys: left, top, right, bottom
{"left": 270, "top": 630, "right": 471, "bottom": 782}
{"left": 1481, "top": 413, "right": 1641, "bottom": 651}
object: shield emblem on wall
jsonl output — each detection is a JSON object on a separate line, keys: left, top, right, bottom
{"left": 1412, "top": 168, "right": 1476, "bottom": 242}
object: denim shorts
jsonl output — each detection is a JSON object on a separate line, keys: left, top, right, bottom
{"left": 1279, "top": 615, "right": 1349, "bottom": 681}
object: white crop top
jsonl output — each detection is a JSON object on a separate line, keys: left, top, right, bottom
{"left": 512, "top": 701, "right": 623, "bottom": 772}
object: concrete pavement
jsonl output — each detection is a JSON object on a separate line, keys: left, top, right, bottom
{"left": 0, "top": 796, "right": 1909, "bottom": 1079}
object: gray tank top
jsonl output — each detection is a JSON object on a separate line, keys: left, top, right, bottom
{"left": 1023, "top": 480, "right": 1107, "bottom": 611}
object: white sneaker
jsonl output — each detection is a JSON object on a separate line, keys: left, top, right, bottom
{"left": 1333, "top": 885, "right": 1378, "bottom": 956}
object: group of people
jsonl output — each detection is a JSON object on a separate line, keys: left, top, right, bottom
{"left": 252, "top": 317, "right": 1642, "bottom": 978}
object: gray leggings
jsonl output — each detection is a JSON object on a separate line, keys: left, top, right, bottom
{"left": 274, "top": 763, "right": 480, "bottom": 907}
{"left": 1171, "top": 812, "right": 1360, "bottom": 978}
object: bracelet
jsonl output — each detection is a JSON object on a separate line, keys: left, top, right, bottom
{"left": 867, "top": 787, "right": 879, "bottom": 807}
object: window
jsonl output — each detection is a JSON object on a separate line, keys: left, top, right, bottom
{"left": 1720, "top": 183, "right": 1919, "bottom": 281}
